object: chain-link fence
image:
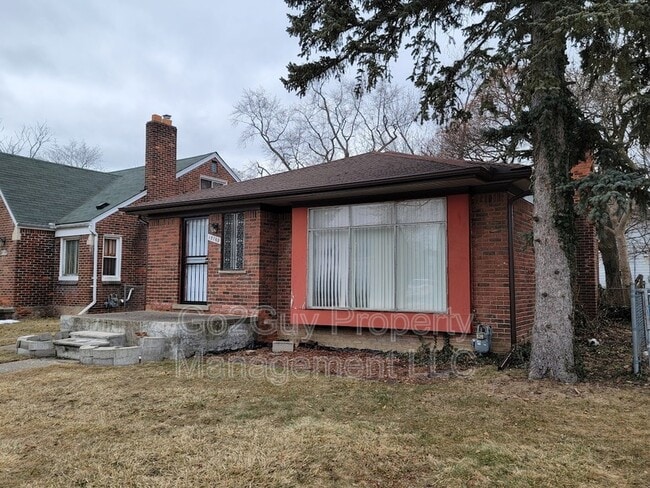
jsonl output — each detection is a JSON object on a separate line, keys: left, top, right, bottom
{"left": 630, "top": 286, "right": 650, "bottom": 375}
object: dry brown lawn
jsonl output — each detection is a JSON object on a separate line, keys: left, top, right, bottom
{"left": 0, "top": 318, "right": 59, "bottom": 363}
{"left": 0, "top": 357, "right": 649, "bottom": 487}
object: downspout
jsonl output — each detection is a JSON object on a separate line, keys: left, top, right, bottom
{"left": 499, "top": 192, "right": 528, "bottom": 370}
{"left": 79, "top": 223, "right": 98, "bottom": 315}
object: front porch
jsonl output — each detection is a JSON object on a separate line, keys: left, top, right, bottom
{"left": 61, "top": 311, "right": 256, "bottom": 359}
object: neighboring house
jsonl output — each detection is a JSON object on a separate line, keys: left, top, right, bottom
{"left": 127, "top": 121, "right": 599, "bottom": 353}
{"left": 0, "top": 114, "right": 239, "bottom": 316}
{"left": 598, "top": 228, "right": 650, "bottom": 289}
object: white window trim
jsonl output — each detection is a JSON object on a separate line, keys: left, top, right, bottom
{"left": 102, "top": 235, "right": 122, "bottom": 282}
{"left": 200, "top": 176, "right": 228, "bottom": 189}
{"left": 59, "top": 237, "right": 80, "bottom": 281}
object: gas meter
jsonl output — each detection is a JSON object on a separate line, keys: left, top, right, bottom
{"left": 471, "top": 325, "right": 492, "bottom": 354}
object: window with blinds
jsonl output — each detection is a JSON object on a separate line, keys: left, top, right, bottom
{"left": 308, "top": 199, "right": 447, "bottom": 312}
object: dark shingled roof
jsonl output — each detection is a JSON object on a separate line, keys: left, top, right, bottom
{"left": 128, "top": 151, "right": 531, "bottom": 214}
{"left": 0, "top": 152, "right": 119, "bottom": 228}
{"left": 0, "top": 151, "right": 228, "bottom": 227}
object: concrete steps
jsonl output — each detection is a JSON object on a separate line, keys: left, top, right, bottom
{"left": 16, "top": 333, "right": 56, "bottom": 358}
{"left": 53, "top": 330, "right": 126, "bottom": 360}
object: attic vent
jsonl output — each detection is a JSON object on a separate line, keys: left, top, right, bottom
{"left": 96, "top": 202, "right": 110, "bottom": 210}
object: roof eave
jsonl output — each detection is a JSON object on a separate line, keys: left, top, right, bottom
{"left": 125, "top": 165, "right": 531, "bottom": 216}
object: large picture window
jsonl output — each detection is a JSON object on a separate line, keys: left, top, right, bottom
{"left": 308, "top": 199, "right": 447, "bottom": 312}
{"left": 222, "top": 212, "right": 244, "bottom": 270}
{"left": 59, "top": 238, "right": 79, "bottom": 281}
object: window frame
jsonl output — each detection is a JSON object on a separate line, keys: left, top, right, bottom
{"left": 59, "top": 238, "right": 80, "bottom": 281}
{"left": 307, "top": 199, "right": 447, "bottom": 313}
{"left": 101, "top": 235, "right": 122, "bottom": 282}
{"left": 221, "top": 212, "right": 245, "bottom": 271}
{"left": 200, "top": 176, "right": 227, "bottom": 189}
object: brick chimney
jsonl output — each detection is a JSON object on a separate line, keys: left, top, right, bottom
{"left": 145, "top": 114, "right": 177, "bottom": 201}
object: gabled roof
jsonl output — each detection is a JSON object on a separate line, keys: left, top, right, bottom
{"left": 58, "top": 167, "right": 146, "bottom": 225}
{"left": 0, "top": 152, "right": 118, "bottom": 228}
{"left": 128, "top": 151, "right": 531, "bottom": 215}
{"left": 0, "top": 150, "right": 236, "bottom": 228}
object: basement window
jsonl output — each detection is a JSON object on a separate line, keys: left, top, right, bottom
{"left": 59, "top": 238, "right": 79, "bottom": 281}
{"left": 102, "top": 236, "right": 122, "bottom": 282}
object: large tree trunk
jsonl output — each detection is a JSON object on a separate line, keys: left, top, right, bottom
{"left": 614, "top": 220, "right": 633, "bottom": 291}
{"left": 598, "top": 225, "right": 628, "bottom": 307}
{"left": 528, "top": 3, "right": 577, "bottom": 383}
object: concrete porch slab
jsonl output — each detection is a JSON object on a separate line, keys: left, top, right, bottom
{"left": 61, "top": 311, "right": 256, "bottom": 359}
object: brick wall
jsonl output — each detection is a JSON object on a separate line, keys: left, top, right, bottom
{"left": 276, "top": 210, "right": 292, "bottom": 319}
{"left": 571, "top": 157, "right": 599, "bottom": 319}
{"left": 146, "top": 208, "right": 284, "bottom": 317}
{"left": 513, "top": 198, "right": 535, "bottom": 343}
{"left": 144, "top": 193, "right": 535, "bottom": 353}
{"left": 15, "top": 228, "right": 57, "bottom": 316}
{"left": 177, "top": 159, "right": 238, "bottom": 193}
{"left": 575, "top": 213, "right": 599, "bottom": 319}
{"left": 93, "top": 210, "right": 148, "bottom": 312}
{"left": 52, "top": 233, "right": 93, "bottom": 314}
{"left": 471, "top": 193, "right": 535, "bottom": 352}
{"left": 205, "top": 209, "right": 279, "bottom": 315}
{"left": 0, "top": 199, "right": 16, "bottom": 307}
{"left": 471, "top": 193, "right": 511, "bottom": 351}
{"left": 146, "top": 217, "right": 182, "bottom": 310}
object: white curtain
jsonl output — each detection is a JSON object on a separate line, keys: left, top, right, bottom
{"left": 396, "top": 223, "right": 447, "bottom": 312}
{"left": 308, "top": 199, "right": 447, "bottom": 312}
{"left": 309, "top": 228, "right": 349, "bottom": 308}
{"left": 351, "top": 226, "right": 395, "bottom": 309}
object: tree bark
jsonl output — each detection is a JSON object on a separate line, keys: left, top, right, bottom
{"left": 613, "top": 219, "right": 633, "bottom": 293}
{"left": 528, "top": 3, "right": 577, "bottom": 383}
{"left": 598, "top": 225, "right": 627, "bottom": 307}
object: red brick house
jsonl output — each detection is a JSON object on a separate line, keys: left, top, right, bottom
{"left": 125, "top": 120, "right": 560, "bottom": 353}
{"left": 0, "top": 114, "right": 239, "bottom": 317}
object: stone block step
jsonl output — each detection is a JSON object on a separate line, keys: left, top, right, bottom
{"left": 53, "top": 338, "right": 110, "bottom": 348}
{"left": 16, "top": 334, "right": 56, "bottom": 358}
{"left": 69, "top": 330, "right": 126, "bottom": 346}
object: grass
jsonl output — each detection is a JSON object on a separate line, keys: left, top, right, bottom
{"left": 0, "top": 359, "right": 649, "bottom": 487}
{"left": 0, "top": 318, "right": 59, "bottom": 363}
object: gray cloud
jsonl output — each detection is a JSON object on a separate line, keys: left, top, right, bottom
{"left": 1, "top": 0, "right": 301, "bottom": 171}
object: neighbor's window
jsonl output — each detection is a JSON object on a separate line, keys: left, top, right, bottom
{"left": 222, "top": 212, "right": 244, "bottom": 270}
{"left": 60, "top": 238, "right": 79, "bottom": 280}
{"left": 200, "top": 177, "right": 226, "bottom": 189}
{"left": 308, "top": 199, "right": 447, "bottom": 312}
{"left": 102, "top": 236, "right": 122, "bottom": 281}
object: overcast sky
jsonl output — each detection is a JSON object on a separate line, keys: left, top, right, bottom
{"left": 0, "top": 1, "right": 309, "bottom": 172}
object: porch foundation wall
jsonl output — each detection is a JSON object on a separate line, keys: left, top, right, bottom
{"left": 277, "top": 325, "right": 473, "bottom": 353}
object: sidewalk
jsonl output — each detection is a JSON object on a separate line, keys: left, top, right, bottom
{"left": 0, "top": 348, "right": 68, "bottom": 374}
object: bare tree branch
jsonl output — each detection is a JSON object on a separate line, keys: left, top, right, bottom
{"left": 232, "top": 79, "right": 435, "bottom": 173}
{"left": 46, "top": 139, "right": 102, "bottom": 169}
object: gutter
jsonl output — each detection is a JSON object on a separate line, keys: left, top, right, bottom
{"left": 78, "top": 223, "right": 98, "bottom": 315}
{"left": 499, "top": 192, "right": 531, "bottom": 370}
